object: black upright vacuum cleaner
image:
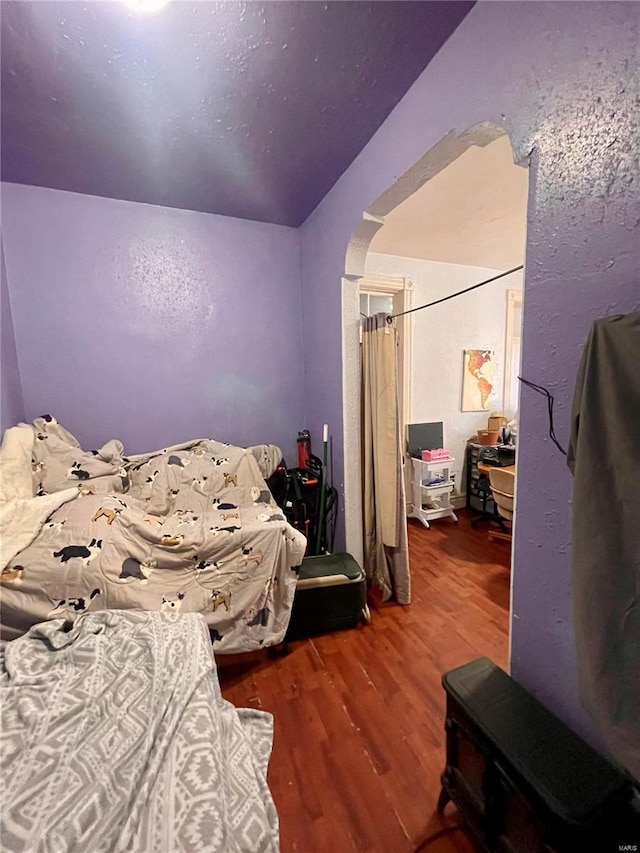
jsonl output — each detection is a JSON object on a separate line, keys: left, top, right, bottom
{"left": 281, "top": 423, "right": 370, "bottom": 640}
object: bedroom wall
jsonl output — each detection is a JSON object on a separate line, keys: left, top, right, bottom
{"left": 0, "top": 237, "right": 25, "bottom": 432}
{"left": 364, "top": 253, "right": 524, "bottom": 496}
{"left": 300, "top": 0, "right": 639, "bottom": 753}
{"left": 0, "top": 183, "right": 303, "bottom": 457}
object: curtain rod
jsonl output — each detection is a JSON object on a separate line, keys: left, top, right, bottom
{"left": 387, "top": 264, "right": 524, "bottom": 320}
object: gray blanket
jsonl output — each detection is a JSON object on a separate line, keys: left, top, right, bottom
{"left": 0, "top": 610, "right": 279, "bottom": 852}
{"left": 1, "top": 418, "right": 306, "bottom": 652}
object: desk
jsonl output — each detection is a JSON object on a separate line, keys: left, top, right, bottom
{"left": 477, "top": 462, "right": 516, "bottom": 476}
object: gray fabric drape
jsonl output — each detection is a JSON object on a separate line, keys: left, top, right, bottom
{"left": 567, "top": 310, "right": 640, "bottom": 781}
{"left": 362, "top": 313, "right": 410, "bottom": 604}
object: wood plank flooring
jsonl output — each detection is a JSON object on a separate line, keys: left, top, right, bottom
{"left": 218, "top": 512, "right": 511, "bottom": 852}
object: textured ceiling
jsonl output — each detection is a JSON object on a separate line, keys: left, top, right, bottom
{"left": 1, "top": 1, "right": 473, "bottom": 226}
{"left": 370, "top": 136, "right": 529, "bottom": 269}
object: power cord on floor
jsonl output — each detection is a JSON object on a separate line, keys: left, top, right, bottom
{"left": 414, "top": 823, "right": 465, "bottom": 851}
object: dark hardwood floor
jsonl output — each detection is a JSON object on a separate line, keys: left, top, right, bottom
{"left": 218, "top": 511, "right": 511, "bottom": 852}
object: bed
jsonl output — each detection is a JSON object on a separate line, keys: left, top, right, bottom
{"left": 0, "top": 416, "right": 307, "bottom": 652}
{"left": 0, "top": 609, "right": 280, "bottom": 852}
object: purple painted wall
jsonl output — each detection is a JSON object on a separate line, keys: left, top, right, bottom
{"left": 0, "top": 238, "right": 26, "bottom": 432}
{"left": 1, "top": 183, "right": 303, "bottom": 457}
{"left": 300, "top": 0, "right": 639, "bottom": 751}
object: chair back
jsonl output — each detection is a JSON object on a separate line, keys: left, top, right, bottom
{"left": 489, "top": 468, "right": 515, "bottom": 521}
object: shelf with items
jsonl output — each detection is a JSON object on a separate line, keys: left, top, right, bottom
{"left": 408, "top": 456, "right": 458, "bottom": 529}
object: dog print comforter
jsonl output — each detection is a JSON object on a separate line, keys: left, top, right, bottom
{"left": 0, "top": 610, "right": 280, "bottom": 852}
{"left": 0, "top": 417, "right": 306, "bottom": 652}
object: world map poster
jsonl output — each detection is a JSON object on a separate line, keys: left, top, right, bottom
{"left": 462, "top": 349, "right": 495, "bottom": 411}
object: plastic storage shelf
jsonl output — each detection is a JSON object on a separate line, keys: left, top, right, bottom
{"left": 408, "top": 456, "right": 457, "bottom": 529}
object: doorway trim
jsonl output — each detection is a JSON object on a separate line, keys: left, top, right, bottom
{"left": 358, "top": 273, "right": 413, "bottom": 431}
{"left": 503, "top": 288, "right": 523, "bottom": 417}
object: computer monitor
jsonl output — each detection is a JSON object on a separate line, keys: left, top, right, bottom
{"left": 407, "top": 422, "right": 444, "bottom": 459}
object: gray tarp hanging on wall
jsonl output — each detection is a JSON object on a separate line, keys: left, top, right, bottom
{"left": 568, "top": 311, "right": 640, "bottom": 781}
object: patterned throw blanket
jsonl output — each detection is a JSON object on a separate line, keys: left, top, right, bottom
{"left": 0, "top": 610, "right": 279, "bottom": 852}
{"left": 0, "top": 417, "right": 306, "bottom": 652}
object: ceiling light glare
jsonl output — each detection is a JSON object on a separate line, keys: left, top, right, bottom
{"left": 123, "top": 0, "right": 170, "bottom": 14}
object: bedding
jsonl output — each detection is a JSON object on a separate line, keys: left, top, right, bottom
{"left": 0, "top": 417, "right": 306, "bottom": 652}
{"left": 0, "top": 609, "right": 279, "bottom": 853}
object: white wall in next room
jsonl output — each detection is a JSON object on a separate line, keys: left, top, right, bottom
{"left": 365, "top": 252, "right": 523, "bottom": 496}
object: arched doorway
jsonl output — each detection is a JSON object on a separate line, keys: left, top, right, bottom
{"left": 342, "top": 122, "right": 529, "bottom": 639}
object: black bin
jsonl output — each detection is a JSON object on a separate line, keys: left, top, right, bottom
{"left": 286, "top": 552, "right": 369, "bottom": 639}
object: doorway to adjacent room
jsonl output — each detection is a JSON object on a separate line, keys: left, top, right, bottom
{"left": 342, "top": 124, "right": 529, "bottom": 663}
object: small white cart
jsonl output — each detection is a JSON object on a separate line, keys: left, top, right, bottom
{"left": 409, "top": 456, "right": 458, "bottom": 529}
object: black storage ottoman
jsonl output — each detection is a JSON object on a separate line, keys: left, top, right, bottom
{"left": 438, "top": 657, "right": 638, "bottom": 852}
{"left": 286, "top": 552, "right": 369, "bottom": 639}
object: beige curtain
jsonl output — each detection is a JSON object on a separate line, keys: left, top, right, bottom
{"left": 362, "top": 313, "right": 410, "bottom": 604}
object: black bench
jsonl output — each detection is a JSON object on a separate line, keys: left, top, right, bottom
{"left": 438, "top": 657, "right": 639, "bottom": 852}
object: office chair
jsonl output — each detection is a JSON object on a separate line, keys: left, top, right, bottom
{"left": 488, "top": 467, "right": 515, "bottom": 542}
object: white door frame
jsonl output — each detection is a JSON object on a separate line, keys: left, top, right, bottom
{"left": 503, "top": 288, "right": 523, "bottom": 417}
{"left": 358, "top": 274, "right": 413, "bottom": 431}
